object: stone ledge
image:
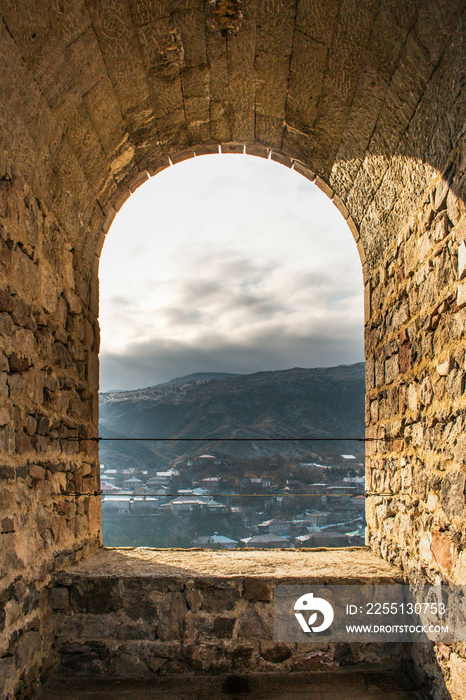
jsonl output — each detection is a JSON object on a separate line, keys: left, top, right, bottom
{"left": 49, "top": 548, "right": 407, "bottom": 679}
{"left": 54, "top": 546, "right": 404, "bottom": 584}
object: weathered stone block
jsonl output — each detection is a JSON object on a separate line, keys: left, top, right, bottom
{"left": 436, "top": 357, "right": 454, "bottom": 376}
{"left": 384, "top": 355, "right": 399, "bottom": 384}
{"left": 0, "top": 654, "right": 16, "bottom": 690}
{"left": 447, "top": 188, "right": 462, "bottom": 225}
{"left": 200, "top": 586, "right": 239, "bottom": 613}
{"left": 448, "top": 653, "right": 466, "bottom": 700}
{"left": 431, "top": 178, "right": 449, "bottom": 211}
{"left": 185, "top": 583, "right": 202, "bottom": 613}
{"left": 212, "top": 616, "right": 235, "bottom": 638}
{"left": 457, "top": 282, "right": 466, "bottom": 308}
{"left": 237, "top": 602, "right": 273, "bottom": 640}
{"left": 8, "top": 352, "right": 30, "bottom": 372}
{"left": 440, "top": 471, "right": 466, "bottom": 520}
{"left": 155, "top": 592, "right": 188, "bottom": 641}
{"left": 260, "top": 643, "right": 292, "bottom": 663}
{"left": 69, "top": 579, "right": 122, "bottom": 614}
{"left": 1, "top": 516, "right": 14, "bottom": 533}
{"left": 458, "top": 240, "right": 466, "bottom": 280}
{"left": 16, "top": 630, "right": 41, "bottom": 669}
{"left": 29, "top": 464, "right": 46, "bottom": 480}
{"left": 243, "top": 578, "right": 271, "bottom": 601}
{"left": 431, "top": 531, "right": 453, "bottom": 573}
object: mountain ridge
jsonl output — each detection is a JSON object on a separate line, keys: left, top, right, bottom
{"left": 99, "top": 363, "right": 366, "bottom": 468}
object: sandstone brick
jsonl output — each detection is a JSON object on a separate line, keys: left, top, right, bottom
{"left": 419, "top": 533, "right": 432, "bottom": 561}
{"left": 212, "top": 616, "right": 235, "bottom": 638}
{"left": 15, "top": 431, "right": 32, "bottom": 454}
{"left": 237, "top": 602, "right": 273, "bottom": 640}
{"left": 364, "top": 283, "right": 371, "bottom": 323}
{"left": 0, "top": 289, "right": 14, "bottom": 314}
{"left": 8, "top": 352, "right": 30, "bottom": 373}
{"left": 431, "top": 178, "right": 449, "bottom": 212}
{"left": 447, "top": 188, "right": 462, "bottom": 225}
{"left": 0, "top": 654, "right": 16, "bottom": 682}
{"left": 156, "top": 592, "right": 188, "bottom": 641}
{"left": 384, "top": 355, "right": 399, "bottom": 384}
{"left": 200, "top": 586, "right": 239, "bottom": 613}
{"left": 436, "top": 357, "right": 454, "bottom": 376}
{"left": 431, "top": 531, "right": 453, "bottom": 572}
{"left": 448, "top": 653, "right": 466, "bottom": 700}
{"left": 398, "top": 342, "right": 411, "bottom": 373}
{"left": 419, "top": 376, "right": 433, "bottom": 406}
{"left": 49, "top": 587, "right": 69, "bottom": 611}
{"left": 292, "top": 161, "right": 315, "bottom": 182}
{"left": 243, "top": 578, "right": 272, "bottom": 602}
{"left": 1, "top": 516, "right": 14, "bottom": 533}
{"left": 440, "top": 471, "right": 466, "bottom": 519}
{"left": 29, "top": 464, "right": 46, "bottom": 480}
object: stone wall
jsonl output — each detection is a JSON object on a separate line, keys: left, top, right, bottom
{"left": 0, "top": 1, "right": 464, "bottom": 697}
{"left": 365, "top": 135, "right": 466, "bottom": 699}
{"left": 0, "top": 147, "right": 101, "bottom": 699}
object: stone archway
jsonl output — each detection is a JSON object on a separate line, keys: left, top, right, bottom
{"left": 0, "top": 1, "right": 465, "bottom": 696}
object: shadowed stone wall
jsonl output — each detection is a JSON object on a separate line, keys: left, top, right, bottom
{"left": 0, "top": 0, "right": 464, "bottom": 697}
{"left": 0, "top": 147, "right": 101, "bottom": 698}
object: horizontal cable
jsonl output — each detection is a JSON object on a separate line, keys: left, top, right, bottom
{"left": 107, "top": 491, "right": 363, "bottom": 497}
{"left": 52, "top": 491, "right": 372, "bottom": 498}
{"left": 56, "top": 436, "right": 393, "bottom": 442}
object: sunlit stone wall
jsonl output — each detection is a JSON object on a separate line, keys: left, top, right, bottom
{"left": 365, "top": 136, "right": 466, "bottom": 583}
{"left": 365, "top": 137, "right": 466, "bottom": 699}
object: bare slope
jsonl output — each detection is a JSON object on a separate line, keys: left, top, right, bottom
{"left": 99, "top": 364, "right": 365, "bottom": 467}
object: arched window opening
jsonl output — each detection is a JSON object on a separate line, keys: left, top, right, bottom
{"left": 99, "top": 154, "right": 365, "bottom": 549}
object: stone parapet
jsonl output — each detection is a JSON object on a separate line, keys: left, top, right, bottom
{"left": 49, "top": 547, "right": 408, "bottom": 679}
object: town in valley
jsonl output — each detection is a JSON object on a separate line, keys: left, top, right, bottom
{"left": 101, "top": 450, "right": 366, "bottom": 549}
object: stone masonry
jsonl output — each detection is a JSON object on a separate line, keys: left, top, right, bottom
{"left": 0, "top": 1, "right": 464, "bottom": 698}
{"left": 50, "top": 548, "right": 408, "bottom": 679}
{"left": 0, "top": 146, "right": 101, "bottom": 699}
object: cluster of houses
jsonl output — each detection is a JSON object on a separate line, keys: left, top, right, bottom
{"left": 100, "top": 453, "right": 366, "bottom": 547}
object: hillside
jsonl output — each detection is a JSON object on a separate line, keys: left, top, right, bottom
{"left": 160, "top": 372, "right": 242, "bottom": 386}
{"left": 99, "top": 363, "right": 366, "bottom": 469}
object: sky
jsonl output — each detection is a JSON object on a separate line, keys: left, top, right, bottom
{"left": 99, "top": 154, "right": 364, "bottom": 392}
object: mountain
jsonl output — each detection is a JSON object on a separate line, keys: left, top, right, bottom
{"left": 99, "top": 363, "right": 366, "bottom": 469}
{"left": 160, "top": 372, "right": 242, "bottom": 386}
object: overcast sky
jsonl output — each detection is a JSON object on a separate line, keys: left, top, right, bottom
{"left": 99, "top": 154, "right": 364, "bottom": 392}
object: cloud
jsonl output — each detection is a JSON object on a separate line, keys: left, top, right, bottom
{"left": 158, "top": 306, "right": 202, "bottom": 326}
{"left": 99, "top": 316, "right": 364, "bottom": 391}
{"left": 99, "top": 154, "right": 364, "bottom": 390}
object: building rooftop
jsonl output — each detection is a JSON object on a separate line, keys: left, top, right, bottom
{"left": 195, "top": 535, "right": 238, "bottom": 545}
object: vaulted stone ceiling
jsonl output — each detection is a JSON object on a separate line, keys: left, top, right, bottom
{"left": 0, "top": 0, "right": 464, "bottom": 263}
